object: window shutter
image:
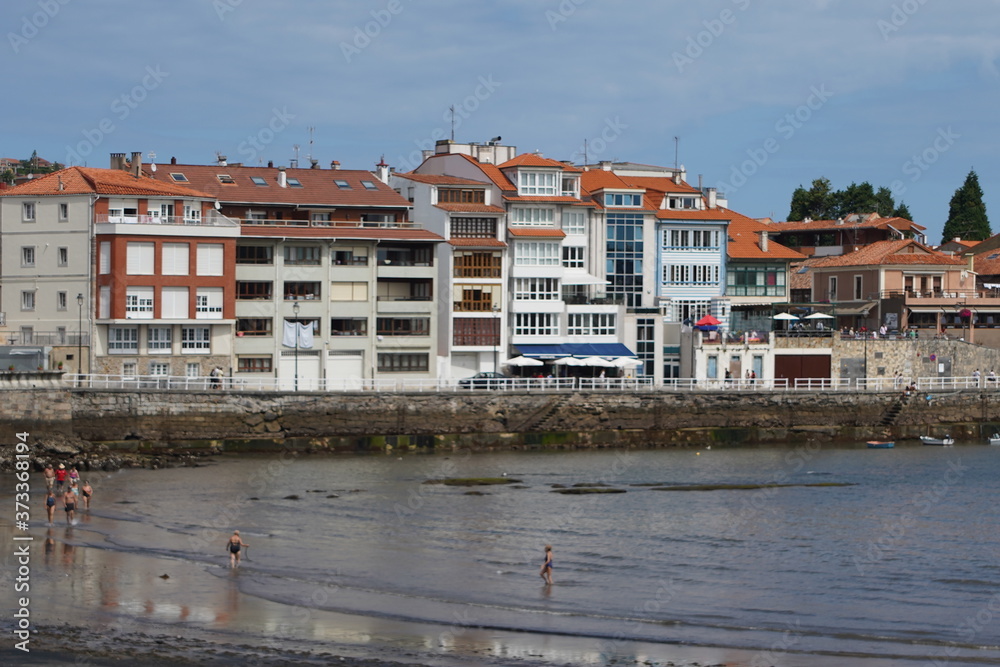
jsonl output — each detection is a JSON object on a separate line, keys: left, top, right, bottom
{"left": 196, "top": 244, "right": 224, "bottom": 276}
{"left": 126, "top": 242, "right": 154, "bottom": 275}
{"left": 161, "top": 287, "right": 189, "bottom": 319}
{"left": 162, "top": 243, "right": 190, "bottom": 275}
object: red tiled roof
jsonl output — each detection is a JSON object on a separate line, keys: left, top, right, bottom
{"left": 811, "top": 240, "right": 962, "bottom": 268}
{"left": 394, "top": 173, "right": 487, "bottom": 186}
{"left": 448, "top": 237, "right": 507, "bottom": 248}
{"left": 507, "top": 227, "right": 566, "bottom": 238}
{"left": 619, "top": 175, "right": 701, "bottom": 195}
{"left": 498, "top": 153, "right": 569, "bottom": 169}
{"left": 419, "top": 153, "right": 517, "bottom": 191}
{"left": 149, "top": 163, "right": 410, "bottom": 208}
{"left": 767, "top": 213, "right": 926, "bottom": 233}
{"left": 656, "top": 208, "right": 734, "bottom": 221}
{"left": 502, "top": 195, "right": 585, "bottom": 204}
{"left": 434, "top": 203, "right": 506, "bottom": 214}
{"left": 239, "top": 225, "right": 444, "bottom": 241}
{"left": 727, "top": 208, "right": 805, "bottom": 261}
{"left": 0, "top": 166, "right": 216, "bottom": 199}
{"left": 579, "top": 169, "right": 634, "bottom": 192}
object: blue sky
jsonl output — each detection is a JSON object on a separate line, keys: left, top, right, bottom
{"left": 4, "top": 0, "right": 998, "bottom": 243}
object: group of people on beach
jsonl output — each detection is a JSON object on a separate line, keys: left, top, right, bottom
{"left": 42, "top": 462, "right": 92, "bottom": 525}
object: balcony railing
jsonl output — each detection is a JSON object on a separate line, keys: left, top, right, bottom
{"left": 240, "top": 218, "right": 420, "bottom": 229}
{"left": 1, "top": 331, "right": 90, "bottom": 345}
{"left": 96, "top": 211, "right": 239, "bottom": 227}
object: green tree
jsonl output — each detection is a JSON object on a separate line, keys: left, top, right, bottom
{"left": 892, "top": 202, "right": 912, "bottom": 220}
{"left": 830, "top": 182, "right": 878, "bottom": 219}
{"left": 788, "top": 177, "right": 833, "bottom": 221}
{"left": 941, "top": 170, "right": 991, "bottom": 243}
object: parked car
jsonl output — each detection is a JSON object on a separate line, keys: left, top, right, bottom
{"left": 458, "top": 371, "right": 513, "bottom": 389}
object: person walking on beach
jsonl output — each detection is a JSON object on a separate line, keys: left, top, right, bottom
{"left": 68, "top": 465, "right": 80, "bottom": 487}
{"left": 62, "top": 486, "right": 77, "bottom": 524}
{"left": 46, "top": 490, "right": 57, "bottom": 524}
{"left": 43, "top": 463, "right": 55, "bottom": 492}
{"left": 540, "top": 545, "right": 553, "bottom": 585}
{"left": 80, "top": 480, "right": 93, "bottom": 510}
{"left": 54, "top": 463, "right": 67, "bottom": 492}
{"left": 227, "top": 530, "right": 248, "bottom": 568}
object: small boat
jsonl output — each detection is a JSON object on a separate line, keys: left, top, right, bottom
{"left": 867, "top": 441, "right": 895, "bottom": 449}
{"left": 920, "top": 435, "right": 955, "bottom": 446}
{"left": 988, "top": 433, "right": 1000, "bottom": 445}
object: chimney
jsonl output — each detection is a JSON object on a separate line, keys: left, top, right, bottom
{"left": 760, "top": 232, "right": 769, "bottom": 253}
{"left": 110, "top": 153, "right": 127, "bottom": 171}
{"left": 217, "top": 154, "right": 227, "bottom": 166}
{"left": 600, "top": 161, "right": 612, "bottom": 171}
{"left": 673, "top": 170, "right": 681, "bottom": 185}
{"left": 330, "top": 160, "right": 340, "bottom": 170}
{"left": 277, "top": 167, "right": 287, "bottom": 188}
{"left": 267, "top": 160, "right": 274, "bottom": 168}
{"left": 705, "top": 187, "right": 717, "bottom": 210}
{"left": 376, "top": 157, "right": 390, "bottom": 184}
{"left": 954, "top": 237, "right": 961, "bottom": 242}
{"left": 131, "top": 152, "right": 142, "bottom": 178}
{"left": 170, "top": 156, "right": 177, "bottom": 165}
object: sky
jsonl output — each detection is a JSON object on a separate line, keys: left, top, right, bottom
{"left": 3, "top": 0, "right": 999, "bottom": 244}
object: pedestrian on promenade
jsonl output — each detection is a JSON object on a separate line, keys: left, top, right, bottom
{"left": 80, "top": 480, "right": 93, "bottom": 510}
{"left": 54, "top": 464, "right": 67, "bottom": 492}
{"left": 62, "top": 486, "right": 77, "bottom": 524}
{"left": 540, "top": 545, "right": 554, "bottom": 585}
{"left": 43, "top": 463, "right": 55, "bottom": 492}
{"left": 210, "top": 366, "right": 223, "bottom": 389}
{"left": 227, "top": 530, "right": 249, "bottom": 568}
{"left": 46, "top": 490, "right": 56, "bottom": 524}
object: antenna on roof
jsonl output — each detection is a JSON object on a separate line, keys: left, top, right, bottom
{"left": 147, "top": 151, "right": 157, "bottom": 173}
{"left": 674, "top": 136, "right": 679, "bottom": 169}
{"left": 449, "top": 106, "right": 456, "bottom": 141}
{"left": 307, "top": 126, "right": 315, "bottom": 162}
{"left": 291, "top": 144, "right": 300, "bottom": 169}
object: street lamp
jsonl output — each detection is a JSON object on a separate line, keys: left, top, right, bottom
{"left": 76, "top": 293, "right": 84, "bottom": 380}
{"left": 292, "top": 301, "right": 300, "bottom": 392}
{"left": 492, "top": 303, "right": 501, "bottom": 373}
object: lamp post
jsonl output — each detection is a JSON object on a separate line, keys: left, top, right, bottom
{"left": 292, "top": 301, "right": 300, "bottom": 392}
{"left": 76, "top": 293, "right": 84, "bottom": 381}
{"left": 492, "top": 303, "right": 501, "bottom": 373}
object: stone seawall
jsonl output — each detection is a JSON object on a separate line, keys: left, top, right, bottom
{"left": 2, "top": 387, "right": 999, "bottom": 451}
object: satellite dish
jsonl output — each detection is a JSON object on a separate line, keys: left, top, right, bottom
{"left": 149, "top": 163, "right": 157, "bottom": 172}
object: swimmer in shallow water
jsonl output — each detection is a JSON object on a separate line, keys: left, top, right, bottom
{"left": 540, "top": 545, "right": 553, "bottom": 585}
{"left": 227, "top": 530, "right": 248, "bottom": 568}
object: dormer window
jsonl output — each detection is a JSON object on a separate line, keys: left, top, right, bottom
{"left": 518, "top": 171, "right": 557, "bottom": 196}
{"left": 604, "top": 192, "right": 642, "bottom": 207}
{"left": 561, "top": 176, "right": 579, "bottom": 198}
{"left": 668, "top": 196, "right": 699, "bottom": 210}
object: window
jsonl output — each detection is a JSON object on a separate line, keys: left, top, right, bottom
{"left": 334, "top": 179, "right": 351, "bottom": 189}
{"left": 181, "top": 327, "right": 211, "bottom": 353}
{"left": 726, "top": 265, "right": 785, "bottom": 297}
{"left": 287, "top": 177, "right": 302, "bottom": 188}
{"left": 186, "top": 363, "right": 200, "bottom": 378}
{"left": 183, "top": 205, "right": 201, "bottom": 224}
{"left": 21, "top": 291, "right": 35, "bottom": 311}
{"left": 238, "top": 357, "right": 273, "bottom": 373}
{"left": 332, "top": 247, "right": 369, "bottom": 265}
{"left": 236, "top": 281, "right": 273, "bottom": 300}
{"left": 197, "top": 243, "right": 224, "bottom": 275}
{"left": 58, "top": 247, "right": 68, "bottom": 267}
{"left": 453, "top": 317, "right": 500, "bottom": 346}
{"left": 518, "top": 171, "right": 557, "bottom": 196}
{"left": 854, "top": 275, "right": 864, "bottom": 300}
{"left": 452, "top": 285, "right": 497, "bottom": 312}
{"left": 330, "top": 318, "right": 367, "bottom": 336}
{"left": 561, "top": 176, "right": 579, "bottom": 198}
{"left": 284, "top": 281, "right": 321, "bottom": 300}
{"left": 283, "top": 245, "right": 321, "bottom": 265}
{"left": 562, "top": 246, "right": 584, "bottom": 269}
{"left": 377, "top": 353, "right": 428, "bottom": 372}
{"left": 250, "top": 176, "right": 268, "bottom": 186}
{"left": 668, "top": 196, "right": 698, "bottom": 210}
{"left": 376, "top": 318, "right": 430, "bottom": 336}
{"left": 217, "top": 174, "right": 236, "bottom": 184}
{"left": 122, "top": 362, "right": 137, "bottom": 378}
{"left": 568, "top": 313, "right": 617, "bottom": 336}
{"left": 125, "top": 287, "right": 155, "bottom": 319}
{"left": 514, "top": 312, "right": 559, "bottom": 336}
{"left": 59, "top": 203, "right": 68, "bottom": 221}
{"left": 21, "top": 246, "right": 35, "bottom": 267}
{"left": 667, "top": 229, "right": 718, "bottom": 249}
{"left": 438, "top": 188, "right": 485, "bottom": 203}
{"left": 510, "top": 207, "right": 555, "bottom": 225}
{"left": 57, "top": 291, "right": 67, "bottom": 311}
{"left": 514, "top": 278, "right": 560, "bottom": 301}
{"left": 663, "top": 265, "right": 719, "bottom": 285}
{"left": 451, "top": 217, "right": 497, "bottom": 238}
{"left": 828, "top": 276, "right": 838, "bottom": 301}
{"left": 100, "top": 242, "right": 111, "bottom": 274}
{"left": 361, "top": 180, "right": 379, "bottom": 191}
{"left": 126, "top": 242, "right": 155, "bottom": 275}
{"left": 562, "top": 211, "right": 586, "bottom": 235}
{"left": 148, "top": 327, "right": 172, "bottom": 352}
{"left": 311, "top": 212, "right": 331, "bottom": 224}
{"left": 453, "top": 251, "right": 501, "bottom": 278}
{"left": 161, "top": 287, "right": 189, "bottom": 319}
{"left": 22, "top": 202, "right": 35, "bottom": 221}
{"left": 169, "top": 173, "right": 189, "bottom": 182}
{"left": 603, "top": 192, "right": 642, "bottom": 207}
{"left": 330, "top": 282, "right": 368, "bottom": 301}
{"left": 236, "top": 318, "right": 273, "bottom": 337}
{"left": 149, "top": 362, "right": 170, "bottom": 377}
{"left": 606, "top": 212, "right": 645, "bottom": 308}
{"left": 196, "top": 288, "right": 224, "bottom": 319}
{"left": 108, "top": 327, "right": 138, "bottom": 353}
{"left": 237, "top": 245, "right": 273, "bottom": 264}
{"left": 162, "top": 243, "right": 190, "bottom": 275}
{"left": 514, "top": 241, "right": 560, "bottom": 266}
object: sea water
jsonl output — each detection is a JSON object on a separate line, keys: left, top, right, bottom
{"left": 17, "top": 443, "right": 1000, "bottom": 664}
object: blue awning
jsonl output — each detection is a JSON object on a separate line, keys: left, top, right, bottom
{"left": 515, "top": 343, "right": 636, "bottom": 359}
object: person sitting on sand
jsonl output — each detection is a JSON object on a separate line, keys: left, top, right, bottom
{"left": 540, "top": 545, "right": 553, "bottom": 585}
{"left": 227, "top": 530, "right": 248, "bottom": 568}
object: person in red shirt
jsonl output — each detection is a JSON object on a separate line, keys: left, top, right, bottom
{"left": 54, "top": 464, "right": 67, "bottom": 492}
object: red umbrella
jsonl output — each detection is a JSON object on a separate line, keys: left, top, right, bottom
{"left": 695, "top": 315, "right": 721, "bottom": 327}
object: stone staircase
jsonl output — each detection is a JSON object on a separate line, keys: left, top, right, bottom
{"left": 879, "top": 392, "right": 912, "bottom": 427}
{"left": 515, "top": 395, "right": 570, "bottom": 432}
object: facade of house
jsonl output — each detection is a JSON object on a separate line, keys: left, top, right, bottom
{"left": 764, "top": 213, "right": 927, "bottom": 257}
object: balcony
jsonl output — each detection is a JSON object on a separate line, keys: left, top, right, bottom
{"left": 240, "top": 218, "right": 420, "bottom": 229}
{"left": 96, "top": 211, "right": 239, "bottom": 227}
{"left": 0, "top": 331, "right": 90, "bottom": 345}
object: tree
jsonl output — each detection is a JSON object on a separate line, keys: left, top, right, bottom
{"left": 941, "top": 170, "right": 991, "bottom": 243}
{"left": 788, "top": 177, "right": 834, "bottom": 221}
{"left": 830, "top": 182, "right": 878, "bottom": 219}
{"left": 786, "top": 177, "right": 902, "bottom": 221}
{"left": 892, "top": 202, "right": 912, "bottom": 220}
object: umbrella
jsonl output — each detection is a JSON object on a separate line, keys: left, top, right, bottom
{"left": 805, "top": 312, "right": 834, "bottom": 320}
{"left": 502, "top": 356, "right": 543, "bottom": 367}
{"left": 611, "top": 357, "right": 642, "bottom": 368}
{"left": 772, "top": 313, "right": 800, "bottom": 321}
{"left": 695, "top": 315, "right": 721, "bottom": 327}
{"left": 552, "top": 357, "right": 583, "bottom": 366}
{"left": 580, "top": 356, "right": 616, "bottom": 367}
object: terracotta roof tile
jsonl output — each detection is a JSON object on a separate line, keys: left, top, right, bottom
{"left": 767, "top": 214, "right": 926, "bottom": 233}
{"left": 507, "top": 227, "right": 566, "bottom": 238}
{"left": 810, "top": 240, "right": 962, "bottom": 268}
{"left": 0, "top": 166, "right": 216, "bottom": 199}
{"left": 394, "top": 173, "right": 487, "bottom": 186}
{"left": 448, "top": 237, "right": 507, "bottom": 248}
{"left": 498, "top": 153, "right": 569, "bottom": 169}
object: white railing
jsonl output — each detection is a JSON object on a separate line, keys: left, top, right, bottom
{"left": 58, "top": 374, "right": 996, "bottom": 394}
